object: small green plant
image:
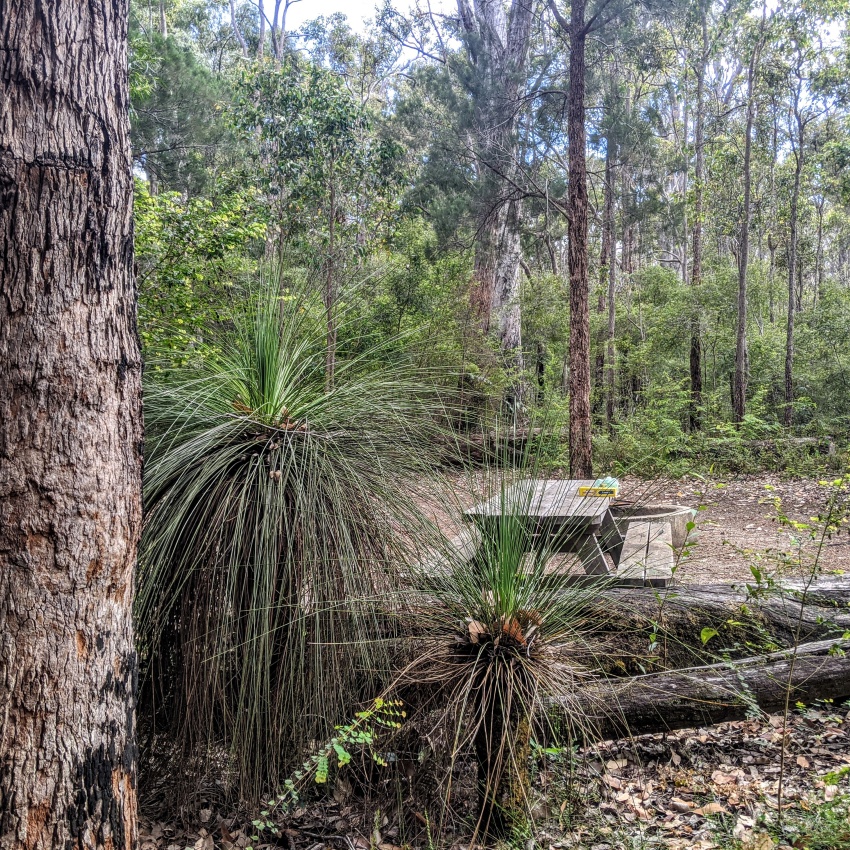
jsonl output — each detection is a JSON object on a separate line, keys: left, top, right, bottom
{"left": 250, "top": 698, "right": 406, "bottom": 841}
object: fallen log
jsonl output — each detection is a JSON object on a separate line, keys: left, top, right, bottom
{"left": 552, "top": 638, "right": 850, "bottom": 740}
{"left": 585, "top": 577, "right": 850, "bottom": 673}
{"left": 397, "top": 572, "right": 850, "bottom": 673}
{"left": 610, "top": 577, "right": 850, "bottom": 636}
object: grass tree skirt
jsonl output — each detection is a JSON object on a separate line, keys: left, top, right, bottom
{"left": 136, "top": 280, "right": 446, "bottom": 803}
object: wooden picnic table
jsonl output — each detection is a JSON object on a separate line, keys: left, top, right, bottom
{"left": 464, "top": 479, "right": 624, "bottom": 576}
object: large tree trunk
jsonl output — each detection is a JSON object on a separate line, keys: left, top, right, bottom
{"left": 733, "top": 41, "right": 758, "bottom": 425}
{"left": 459, "top": 0, "right": 533, "bottom": 401}
{"left": 561, "top": 639, "right": 850, "bottom": 740}
{"left": 0, "top": 3, "right": 143, "bottom": 849}
{"left": 567, "top": 0, "right": 592, "bottom": 477}
{"left": 604, "top": 142, "right": 617, "bottom": 429}
{"left": 689, "top": 7, "right": 707, "bottom": 432}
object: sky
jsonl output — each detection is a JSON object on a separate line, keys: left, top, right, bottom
{"left": 270, "top": 0, "right": 451, "bottom": 34}
{"left": 281, "top": 0, "right": 378, "bottom": 31}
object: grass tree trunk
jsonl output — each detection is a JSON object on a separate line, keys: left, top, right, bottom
{"left": 733, "top": 42, "right": 758, "bottom": 425}
{"left": 473, "top": 689, "right": 532, "bottom": 838}
{"left": 567, "top": 0, "right": 593, "bottom": 477}
{"left": 0, "top": 2, "right": 143, "bottom": 848}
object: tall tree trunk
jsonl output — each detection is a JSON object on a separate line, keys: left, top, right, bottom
{"left": 0, "top": 2, "right": 143, "bottom": 849}
{"left": 159, "top": 0, "right": 168, "bottom": 37}
{"left": 689, "top": 5, "right": 707, "bottom": 432}
{"left": 596, "top": 140, "right": 615, "bottom": 409}
{"left": 229, "top": 0, "right": 248, "bottom": 57}
{"left": 814, "top": 196, "right": 824, "bottom": 303}
{"left": 459, "top": 0, "right": 533, "bottom": 406}
{"left": 325, "top": 178, "right": 338, "bottom": 390}
{"left": 603, "top": 140, "right": 617, "bottom": 429}
{"left": 785, "top": 118, "right": 803, "bottom": 428}
{"left": 567, "top": 0, "right": 592, "bottom": 477}
{"left": 733, "top": 40, "right": 759, "bottom": 425}
{"left": 257, "top": 0, "right": 266, "bottom": 57}
{"left": 272, "top": 0, "right": 283, "bottom": 61}
{"left": 767, "top": 111, "right": 778, "bottom": 324}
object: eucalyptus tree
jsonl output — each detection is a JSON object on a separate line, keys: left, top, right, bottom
{"left": 456, "top": 0, "right": 537, "bottom": 405}
{"left": 732, "top": 6, "right": 768, "bottom": 425}
{"left": 1, "top": 2, "right": 143, "bottom": 848}
{"left": 767, "top": 8, "right": 833, "bottom": 426}
{"left": 233, "top": 58, "right": 405, "bottom": 386}
{"left": 688, "top": 0, "right": 709, "bottom": 428}
{"left": 548, "top": 0, "right": 645, "bottom": 474}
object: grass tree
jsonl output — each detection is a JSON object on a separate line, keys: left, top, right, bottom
{"left": 400, "top": 471, "right": 615, "bottom": 837}
{"left": 137, "top": 279, "right": 443, "bottom": 800}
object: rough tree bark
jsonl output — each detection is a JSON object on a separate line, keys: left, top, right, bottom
{"left": 689, "top": 3, "right": 707, "bottom": 432}
{"left": 457, "top": 0, "right": 534, "bottom": 402}
{"left": 568, "top": 0, "right": 592, "bottom": 476}
{"left": 604, "top": 144, "right": 617, "bottom": 430}
{"left": 0, "top": 2, "right": 143, "bottom": 849}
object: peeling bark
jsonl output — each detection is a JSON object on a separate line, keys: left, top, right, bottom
{"left": 0, "top": 2, "right": 142, "bottom": 849}
{"left": 459, "top": 0, "right": 533, "bottom": 397}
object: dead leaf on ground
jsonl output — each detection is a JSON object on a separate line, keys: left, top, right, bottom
{"left": 694, "top": 802, "right": 726, "bottom": 816}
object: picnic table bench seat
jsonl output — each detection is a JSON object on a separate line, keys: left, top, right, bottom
{"left": 615, "top": 520, "right": 675, "bottom": 587}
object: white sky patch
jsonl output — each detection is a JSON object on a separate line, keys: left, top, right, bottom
{"left": 263, "top": 0, "right": 453, "bottom": 34}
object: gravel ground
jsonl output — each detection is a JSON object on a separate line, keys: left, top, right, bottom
{"left": 418, "top": 472, "right": 850, "bottom": 585}
{"left": 619, "top": 474, "right": 850, "bottom": 584}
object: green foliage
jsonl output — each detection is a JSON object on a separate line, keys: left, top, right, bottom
{"left": 134, "top": 179, "right": 267, "bottom": 356}
{"left": 232, "top": 58, "right": 405, "bottom": 266}
{"left": 129, "top": 23, "right": 233, "bottom": 195}
{"left": 251, "top": 697, "right": 406, "bottom": 838}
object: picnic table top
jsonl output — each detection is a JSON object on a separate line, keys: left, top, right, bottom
{"left": 464, "top": 479, "right": 612, "bottom": 522}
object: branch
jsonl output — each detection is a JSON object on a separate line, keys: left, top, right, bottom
{"left": 547, "top": 0, "right": 570, "bottom": 34}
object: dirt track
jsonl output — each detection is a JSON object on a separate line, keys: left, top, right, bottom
{"left": 620, "top": 474, "right": 850, "bottom": 584}
{"left": 420, "top": 472, "right": 850, "bottom": 584}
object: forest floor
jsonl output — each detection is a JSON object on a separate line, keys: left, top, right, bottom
{"left": 422, "top": 471, "right": 850, "bottom": 583}
{"left": 139, "top": 473, "right": 850, "bottom": 850}
{"left": 619, "top": 473, "right": 850, "bottom": 584}
{"left": 139, "top": 704, "right": 850, "bottom": 850}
